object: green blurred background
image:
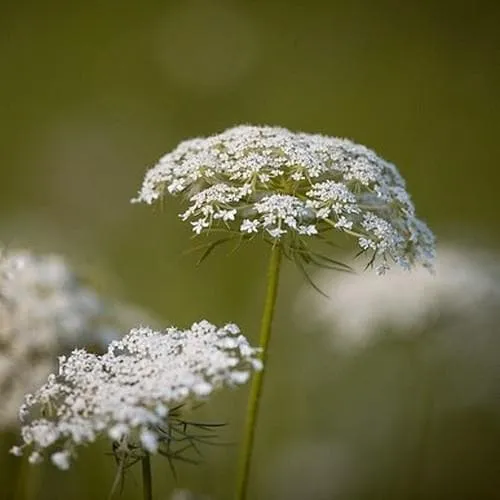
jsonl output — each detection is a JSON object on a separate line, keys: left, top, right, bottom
{"left": 1, "top": 0, "right": 499, "bottom": 499}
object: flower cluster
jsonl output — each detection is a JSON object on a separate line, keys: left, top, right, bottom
{"left": 0, "top": 248, "right": 140, "bottom": 428}
{"left": 11, "top": 321, "right": 261, "bottom": 469}
{"left": 132, "top": 125, "right": 435, "bottom": 273}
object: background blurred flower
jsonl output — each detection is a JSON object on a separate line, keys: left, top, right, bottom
{"left": 0, "top": 247, "right": 152, "bottom": 429}
{"left": 295, "top": 244, "right": 500, "bottom": 421}
{"left": 296, "top": 245, "right": 500, "bottom": 349}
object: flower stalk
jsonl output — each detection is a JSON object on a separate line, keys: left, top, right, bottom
{"left": 236, "top": 244, "right": 282, "bottom": 500}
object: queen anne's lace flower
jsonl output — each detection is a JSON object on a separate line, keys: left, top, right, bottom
{"left": 0, "top": 248, "right": 144, "bottom": 428}
{"left": 132, "top": 125, "right": 435, "bottom": 272}
{"left": 12, "top": 321, "right": 261, "bottom": 469}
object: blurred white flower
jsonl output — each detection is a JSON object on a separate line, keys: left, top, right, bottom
{"left": 133, "top": 125, "right": 435, "bottom": 273}
{"left": 12, "top": 321, "right": 261, "bottom": 469}
{"left": 296, "top": 245, "right": 500, "bottom": 348}
{"left": 0, "top": 248, "right": 150, "bottom": 428}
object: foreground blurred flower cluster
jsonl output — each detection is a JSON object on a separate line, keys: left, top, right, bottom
{"left": 12, "top": 321, "right": 261, "bottom": 469}
{"left": 0, "top": 248, "right": 149, "bottom": 428}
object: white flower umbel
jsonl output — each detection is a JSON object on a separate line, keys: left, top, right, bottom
{"left": 0, "top": 248, "right": 139, "bottom": 428}
{"left": 297, "top": 245, "right": 500, "bottom": 348}
{"left": 132, "top": 125, "right": 435, "bottom": 273}
{"left": 12, "top": 321, "right": 261, "bottom": 469}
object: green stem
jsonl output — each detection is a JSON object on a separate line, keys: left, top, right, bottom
{"left": 236, "top": 244, "right": 283, "bottom": 500}
{"left": 141, "top": 454, "right": 153, "bottom": 500}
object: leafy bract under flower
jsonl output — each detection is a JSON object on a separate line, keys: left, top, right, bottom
{"left": 12, "top": 321, "right": 261, "bottom": 469}
{"left": 132, "top": 125, "right": 435, "bottom": 273}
